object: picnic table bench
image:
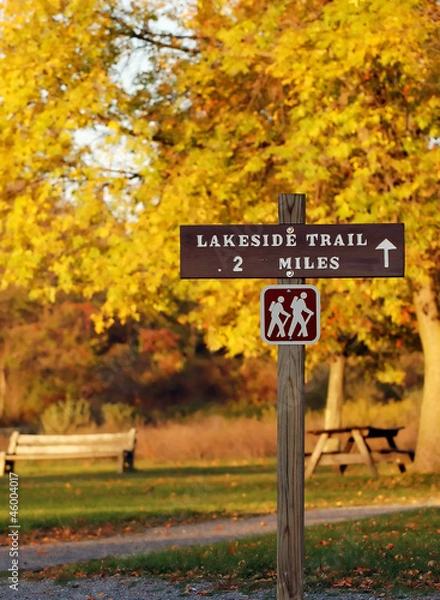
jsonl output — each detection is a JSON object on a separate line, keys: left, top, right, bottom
{"left": 305, "top": 426, "right": 414, "bottom": 479}
{"left": 0, "top": 428, "right": 136, "bottom": 475}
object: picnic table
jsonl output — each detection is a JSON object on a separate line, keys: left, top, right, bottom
{"left": 305, "top": 426, "right": 414, "bottom": 479}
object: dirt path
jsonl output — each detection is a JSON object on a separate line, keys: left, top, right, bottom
{"left": 1, "top": 501, "right": 438, "bottom": 573}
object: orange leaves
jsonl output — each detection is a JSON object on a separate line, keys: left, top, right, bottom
{"left": 138, "top": 328, "right": 180, "bottom": 354}
{"left": 385, "top": 542, "right": 395, "bottom": 551}
{"left": 332, "top": 577, "right": 354, "bottom": 588}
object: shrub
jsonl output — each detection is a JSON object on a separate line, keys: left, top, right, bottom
{"left": 101, "top": 402, "right": 135, "bottom": 430}
{"left": 40, "top": 396, "right": 93, "bottom": 434}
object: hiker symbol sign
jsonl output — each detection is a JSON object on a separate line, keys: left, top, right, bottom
{"left": 260, "top": 285, "right": 320, "bottom": 345}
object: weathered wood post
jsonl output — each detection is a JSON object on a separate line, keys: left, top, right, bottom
{"left": 277, "top": 193, "right": 306, "bottom": 600}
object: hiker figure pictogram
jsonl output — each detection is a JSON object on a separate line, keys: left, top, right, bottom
{"left": 288, "top": 292, "right": 314, "bottom": 338}
{"left": 260, "top": 285, "right": 320, "bottom": 345}
{"left": 267, "top": 296, "right": 290, "bottom": 337}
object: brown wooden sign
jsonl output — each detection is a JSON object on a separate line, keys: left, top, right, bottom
{"left": 180, "top": 223, "right": 404, "bottom": 279}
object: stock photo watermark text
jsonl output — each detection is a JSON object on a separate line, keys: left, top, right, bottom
{"left": 7, "top": 472, "right": 19, "bottom": 591}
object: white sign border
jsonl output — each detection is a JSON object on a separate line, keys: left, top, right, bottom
{"left": 260, "top": 284, "right": 321, "bottom": 345}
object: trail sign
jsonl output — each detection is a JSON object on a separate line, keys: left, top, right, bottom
{"left": 180, "top": 223, "right": 404, "bottom": 279}
{"left": 261, "top": 285, "right": 320, "bottom": 344}
{"left": 179, "top": 194, "right": 405, "bottom": 600}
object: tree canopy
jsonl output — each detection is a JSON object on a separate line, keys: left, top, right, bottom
{"left": 0, "top": 0, "right": 439, "bottom": 470}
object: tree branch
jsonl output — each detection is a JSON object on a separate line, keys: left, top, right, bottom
{"left": 112, "top": 16, "right": 201, "bottom": 55}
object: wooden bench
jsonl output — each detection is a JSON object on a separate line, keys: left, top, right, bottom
{"left": 0, "top": 428, "right": 136, "bottom": 475}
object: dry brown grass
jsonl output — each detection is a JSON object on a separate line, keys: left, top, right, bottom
{"left": 134, "top": 392, "right": 421, "bottom": 461}
{"left": 136, "top": 413, "right": 277, "bottom": 462}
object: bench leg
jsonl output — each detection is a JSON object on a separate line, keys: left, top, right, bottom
{"left": 397, "top": 461, "right": 406, "bottom": 474}
{"left": 340, "top": 437, "right": 355, "bottom": 474}
{"left": 352, "top": 429, "right": 378, "bottom": 478}
{"left": 123, "top": 450, "right": 134, "bottom": 472}
{"left": 386, "top": 436, "right": 414, "bottom": 473}
{"left": 4, "top": 459, "right": 14, "bottom": 474}
{"left": 305, "top": 433, "right": 329, "bottom": 479}
{"left": 397, "top": 451, "right": 415, "bottom": 473}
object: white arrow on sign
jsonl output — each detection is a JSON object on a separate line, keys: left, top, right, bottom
{"left": 375, "top": 238, "right": 397, "bottom": 268}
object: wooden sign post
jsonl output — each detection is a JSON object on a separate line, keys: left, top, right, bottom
{"left": 180, "top": 193, "right": 405, "bottom": 600}
{"left": 276, "top": 193, "right": 306, "bottom": 600}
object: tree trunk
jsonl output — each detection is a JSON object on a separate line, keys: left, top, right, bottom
{"left": 413, "top": 279, "right": 440, "bottom": 473}
{"left": 324, "top": 354, "right": 345, "bottom": 452}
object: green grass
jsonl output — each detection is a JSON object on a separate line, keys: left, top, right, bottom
{"left": 305, "top": 508, "right": 440, "bottom": 592}
{"left": 28, "top": 508, "right": 440, "bottom": 596}
{"left": 0, "top": 458, "right": 438, "bottom": 544}
{"left": 1, "top": 460, "right": 439, "bottom": 595}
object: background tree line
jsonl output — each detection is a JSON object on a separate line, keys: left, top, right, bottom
{"left": 0, "top": 289, "right": 424, "bottom": 433}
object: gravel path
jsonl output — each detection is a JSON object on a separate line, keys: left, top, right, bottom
{"left": 3, "top": 577, "right": 432, "bottom": 600}
{"left": 4, "top": 576, "right": 438, "bottom": 600}
{"left": 1, "top": 501, "right": 439, "bottom": 599}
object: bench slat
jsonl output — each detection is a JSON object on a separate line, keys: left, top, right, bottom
{"left": 13, "top": 445, "right": 128, "bottom": 456}
{"left": 17, "top": 429, "right": 135, "bottom": 447}
{"left": 6, "top": 451, "right": 123, "bottom": 460}
{"left": 370, "top": 450, "right": 413, "bottom": 462}
{"left": 305, "top": 449, "right": 414, "bottom": 467}
{"left": 313, "top": 453, "right": 369, "bottom": 466}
